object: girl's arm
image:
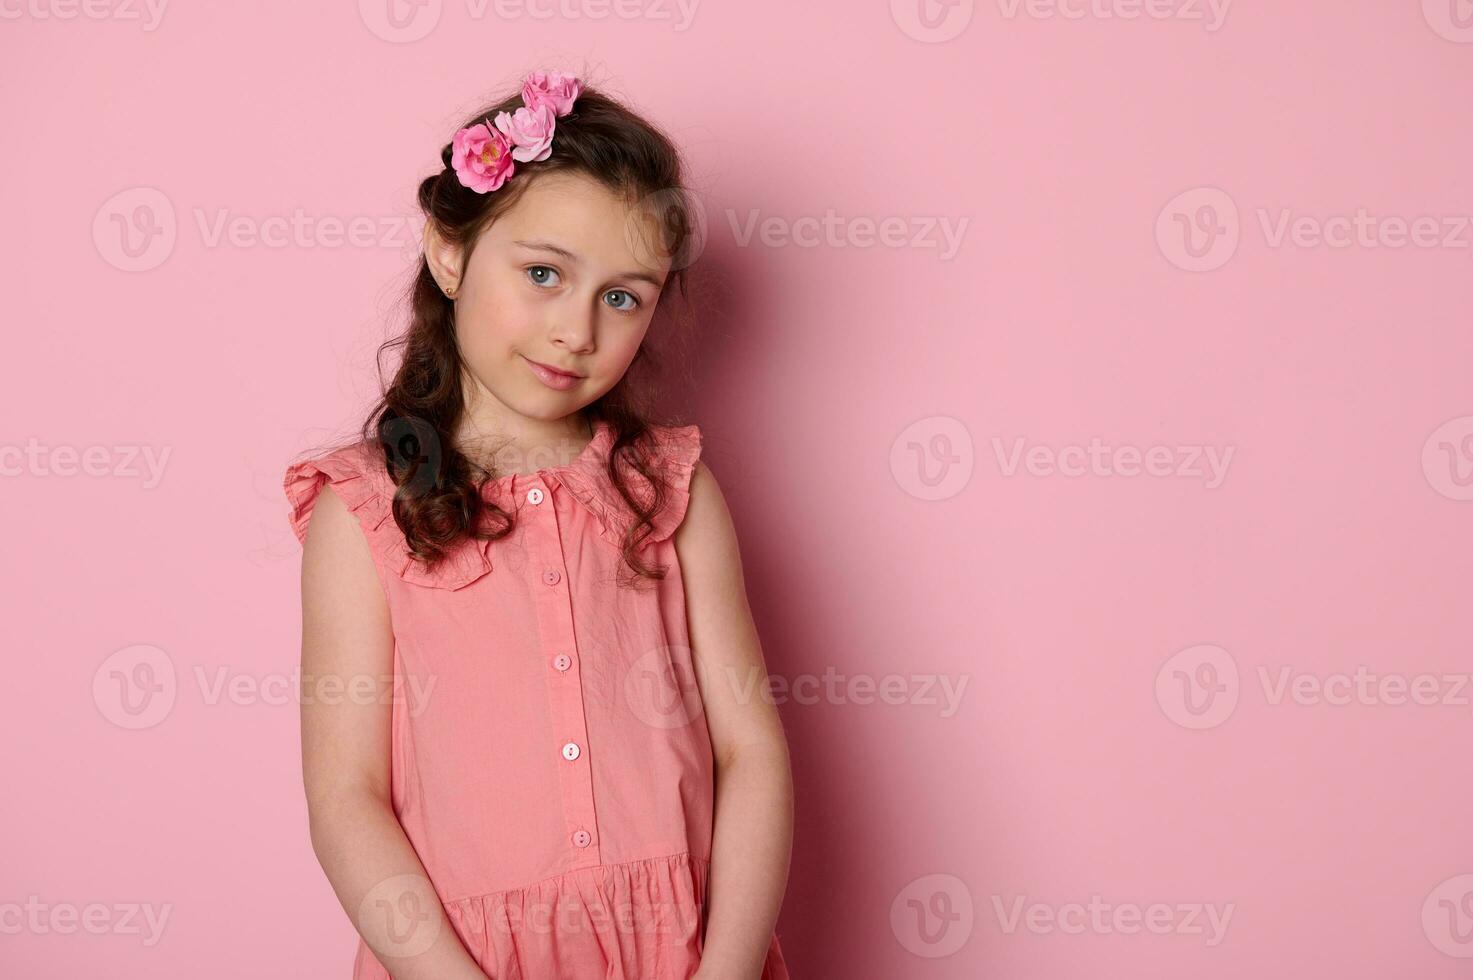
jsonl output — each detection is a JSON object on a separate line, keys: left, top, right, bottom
{"left": 675, "top": 461, "right": 795, "bottom": 980}
{"left": 299, "top": 485, "right": 489, "bottom": 980}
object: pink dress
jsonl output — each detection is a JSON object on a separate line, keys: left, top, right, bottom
{"left": 284, "top": 419, "right": 790, "bottom": 980}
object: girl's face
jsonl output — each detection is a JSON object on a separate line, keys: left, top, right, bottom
{"left": 425, "top": 170, "right": 673, "bottom": 429}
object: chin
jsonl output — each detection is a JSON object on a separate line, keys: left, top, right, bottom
{"left": 518, "top": 391, "right": 587, "bottom": 419}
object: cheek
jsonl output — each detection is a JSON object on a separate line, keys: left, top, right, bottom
{"left": 613, "top": 328, "right": 647, "bottom": 364}
{"left": 598, "top": 318, "right": 651, "bottom": 365}
{"left": 457, "top": 274, "right": 537, "bottom": 356}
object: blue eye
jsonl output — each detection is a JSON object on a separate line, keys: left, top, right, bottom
{"left": 526, "top": 265, "right": 560, "bottom": 287}
{"left": 604, "top": 289, "right": 639, "bottom": 312}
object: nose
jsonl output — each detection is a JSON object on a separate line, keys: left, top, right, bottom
{"left": 547, "top": 294, "right": 598, "bottom": 354}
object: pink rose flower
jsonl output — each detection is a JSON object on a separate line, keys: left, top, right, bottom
{"left": 521, "top": 70, "right": 582, "bottom": 117}
{"left": 451, "top": 121, "right": 515, "bottom": 193}
{"left": 494, "top": 104, "right": 557, "bottom": 163}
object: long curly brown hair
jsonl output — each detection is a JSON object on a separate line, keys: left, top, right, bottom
{"left": 349, "top": 72, "right": 703, "bottom": 585}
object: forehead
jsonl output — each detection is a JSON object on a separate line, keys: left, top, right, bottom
{"left": 482, "top": 170, "right": 671, "bottom": 276}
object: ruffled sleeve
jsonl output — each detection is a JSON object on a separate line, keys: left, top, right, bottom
{"left": 282, "top": 442, "right": 494, "bottom": 591}
{"left": 283, "top": 442, "right": 390, "bottom": 548}
{"left": 641, "top": 423, "right": 702, "bottom": 544}
{"left": 556, "top": 423, "right": 703, "bottom": 553}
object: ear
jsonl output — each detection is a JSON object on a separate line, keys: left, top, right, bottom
{"left": 422, "top": 221, "right": 464, "bottom": 297}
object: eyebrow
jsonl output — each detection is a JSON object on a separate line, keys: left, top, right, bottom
{"left": 513, "top": 239, "right": 667, "bottom": 289}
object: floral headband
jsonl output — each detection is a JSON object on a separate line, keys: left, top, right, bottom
{"left": 449, "top": 70, "right": 583, "bottom": 194}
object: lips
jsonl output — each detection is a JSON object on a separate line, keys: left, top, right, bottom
{"left": 524, "top": 357, "right": 582, "bottom": 379}
{"left": 522, "top": 354, "right": 584, "bottom": 391}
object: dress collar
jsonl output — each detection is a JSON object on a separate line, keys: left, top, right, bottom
{"left": 369, "top": 418, "right": 695, "bottom": 591}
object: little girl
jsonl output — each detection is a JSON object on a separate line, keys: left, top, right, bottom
{"left": 283, "top": 71, "right": 793, "bottom": 980}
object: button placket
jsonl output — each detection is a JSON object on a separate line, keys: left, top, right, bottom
{"left": 524, "top": 477, "right": 602, "bottom": 867}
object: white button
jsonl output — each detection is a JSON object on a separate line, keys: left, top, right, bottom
{"left": 553, "top": 654, "right": 572, "bottom": 672}
{"left": 527, "top": 487, "right": 544, "bottom": 505}
{"left": 561, "top": 741, "right": 581, "bottom": 761}
{"left": 572, "top": 829, "right": 592, "bottom": 848}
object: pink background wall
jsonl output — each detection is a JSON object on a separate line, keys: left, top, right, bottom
{"left": 4, "top": 2, "right": 1472, "bottom": 977}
